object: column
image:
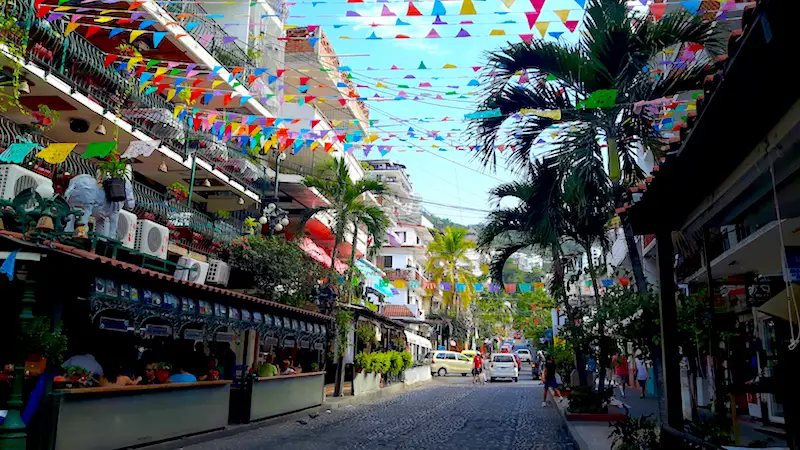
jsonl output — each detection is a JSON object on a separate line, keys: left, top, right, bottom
{"left": 656, "top": 231, "right": 683, "bottom": 428}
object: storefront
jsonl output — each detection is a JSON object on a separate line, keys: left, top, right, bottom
{"left": 0, "top": 231, "right": 330, "bottom": 449}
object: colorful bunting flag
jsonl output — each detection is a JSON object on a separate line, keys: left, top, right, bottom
{"left": 459, "top": 0, "right": 476, "bottom": 15}
{"left": 0, "top": 143, "right": 38, "bottom": 163}
{"left": 36, "top": 143, "right": 76, "bottom": 164}
{"left": 81, "top": 142, "right": 118, "bottom": 159}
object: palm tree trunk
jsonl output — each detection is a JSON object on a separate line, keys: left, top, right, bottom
{"left": 332, "top": 210, "right": 348, "bottom": 398}
{"left": 347, "top": 222, "right": 360, "bottom": 303}
{"left": 584, "top": 244, "right": 609, "bottom": 391}
{"left": 621, "top": 214, "right": 649, "bottom": 294}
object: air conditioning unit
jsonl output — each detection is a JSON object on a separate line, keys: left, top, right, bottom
{"left": 0, "top": 164, "right": 53, "bottom": 200}
{"left": 175, "top": 256, "right": 210, "bottom": 285}
{"left": 116, "top": 210, "right": 138, "bottom": 249}
{"left": 135, "top": 219, "right": 169, "bottom": 260}
{"left": 207, "top": 259, "right": 231, "bottom": 287}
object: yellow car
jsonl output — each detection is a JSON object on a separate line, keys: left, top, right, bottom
{"left": 461, "top": 350, "right": 482, "bottom": 359}
{"left": 431, "top": 351, "right": 473, "bottom": 376}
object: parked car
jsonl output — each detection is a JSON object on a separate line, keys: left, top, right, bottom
{"left": 430, "top": 351, "right": 473, "bottom": 376}
{"left": 461, "top": 350, "right": 481, "bottom": 359}
{"left": 516, "top": 348, "right": 532, "bottom": 363}
{"left": 489, "top": 353, "right": 519, "bottom": 382}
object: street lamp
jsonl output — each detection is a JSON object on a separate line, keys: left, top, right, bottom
{"left": 258, "top": 198, "right": 289, "bottom": 236}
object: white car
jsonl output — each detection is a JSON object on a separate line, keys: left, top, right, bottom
{"left": 516, "top": 349, "right": 532, "bottom": 363}
{"left": 489, "top": 353, "right": 519, "bottom": 382}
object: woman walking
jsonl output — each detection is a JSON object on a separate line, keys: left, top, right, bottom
{"left": 635, "top": 355, "right": 648, "bottom": 398}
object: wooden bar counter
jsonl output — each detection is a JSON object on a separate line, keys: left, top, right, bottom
{"left": 232, "top": 372, "right": 325, "bottom": 423}
{"left": 52, "top": 381, "right": 231, "bottom": 450}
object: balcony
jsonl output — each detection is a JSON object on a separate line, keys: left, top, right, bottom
{"left": 0, "top": 0, "right": 264, "bottom": 197}
{"left": 384, "top": 268, "right": 427, "bottom": 283}
{"left": 0, "top": 117, "right": 245, "bottom": 256}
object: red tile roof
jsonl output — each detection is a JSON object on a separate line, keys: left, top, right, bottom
{"left": 381, "top": 304, "right": 416, "bottom": 318}
{"left": 0, "top": 231, "right": 331, "bottom": 321}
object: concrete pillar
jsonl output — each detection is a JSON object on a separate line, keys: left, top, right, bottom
{"left": 656, "top": 231, "right": 683, "bottom": 428}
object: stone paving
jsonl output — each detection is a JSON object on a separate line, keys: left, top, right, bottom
{"left": 185, "top": 377, "right": 577, "bottom": 450}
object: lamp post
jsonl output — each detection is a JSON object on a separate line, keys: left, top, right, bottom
{"left": 258, "top": 199, "right": 289, "bottom": 236}
{"left": 0, "top": 267, "right": 35, "bottom": 450}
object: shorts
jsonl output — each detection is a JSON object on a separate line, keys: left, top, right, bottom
{"left": 614, "top": 375, "right": 629, "bottom": 385}
{"left": 472, "top": 368, "right": 482, "bottom": 375}
{"left": 544, "top": 379, "right": 559, "bottom": 389}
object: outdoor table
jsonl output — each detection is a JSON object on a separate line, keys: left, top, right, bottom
{"left": 51, "top": 380, "right": 231, "bottom": 450}
{"left": 231, "top": 371, "right": 325, "bottom": 423}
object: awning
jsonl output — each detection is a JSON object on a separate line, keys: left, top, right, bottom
{"left": 298, "top": 237, "right": 348, "bottom": 274}
{"left": 405, "top": 330, "right": 432, "bottom": 349}
{"left": 758, "top": 283, "right": 800, "bottom": 322}
{"left": 355, "top": 258, "right": 392, "bottom": 296}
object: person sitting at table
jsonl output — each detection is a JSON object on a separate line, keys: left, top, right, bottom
{"left": 103, "top": 363, "right": 141, "bottom": 387}
{"left": 62, "top": 351, "right": 104, "bottom": 379}
{"left": 139, "top": 362, "right": 160, "bottom": 385}
{"left": 168, "top": 361, "right": 197, "bottom": 383}
{"left": 279, "top": 360, "right": 296, "bottom": 375}
{"left": 257, "top": 354, "right": 278, "bottom": 377}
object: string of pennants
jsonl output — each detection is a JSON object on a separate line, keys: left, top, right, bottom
{"left": 367, "top": 277, "right": 632, "bottom": 293}
{"left": 0, "top": 140, "right": 161, "bottom": 165}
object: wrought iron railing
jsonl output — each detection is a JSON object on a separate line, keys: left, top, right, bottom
{"left": 162, "top": 1, "right": 255, "bottom": 88}
{"left": 0, "top": 116, "right": 245, "bottom": 253}
{"left": 5, "top": 0, "right": 263, "bottom": 193}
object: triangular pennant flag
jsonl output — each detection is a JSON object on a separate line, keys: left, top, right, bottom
{"left": 564, "top": 20, "right": 579, "bottom": 32}
{"left": 418, "top": 61, "right": 427, "bottom": 69}
{"left": 85, "top": 25, "right": 101, "bottom": 38}
{"left": 425, "top": 28, "right": 441, "bottom": 38}
{"left": 549, "top": 31, "right": 564, "bottom": 39}
{"left": 64, "top": 22, "right": 80, "bottom": 35}
{"left": 430, "top": 0, "right": 446, "bottom": 16}
{"left": 456, "top": 28, "right": 470, "bottom": 37}
{"left": 459, "top": 0, "right": 476, "bottom": 15}
{"left": 380, "top": 4, "right": 395, "bottom": 16}
{"left": 681, "top": 0, "right": 701, "bottom": 15}
{"left": 489, "top": 29, "right": 506, "bottom": 36}
{"left": 530, "top": 0, "right": 546, "bottom": 11}
{"left": 432, "top": 15, "right": 447, "bottom": 25}
{"left": 574, "top": 0, "right": 586, "bottom": 6}
{"left": 554, "top": 9, "right": 569, "bottom": 23}
{"left": 525, "top": 11, "right": 540, "bottom": 29}
{"left": 406, "top": 2, "right": 422, "bottom": 16}
{"left": 152, "top": 32, "right": 166, "bottom": 48}
{"left": 109, "top": 27, "right": 124, "bottom": 38}
{"left": 649, "top": 4, "right": 667, "bottom": 20}
{"left": 534, "top": 21, "right": 549, "bottom": 37}
{"left": 129, "top": 30, "right": 145, "bottom": 42}
{"left": 366, "top": 31, "right": 380, "bottom": 40}
{"left": 502, "top": 0, "right": 515, "bottom": 7}
{"left": 395, "top": 18, "right": 410, "bottom": 25}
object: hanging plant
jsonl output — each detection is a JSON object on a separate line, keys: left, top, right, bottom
{"left": 243, "top": 217, "right": 258, "bottom": 235}
{"left": 215, "top": 210, "right": 231, "bottom": 220}
{"left": 99, "top": 152, "right": 129, "bottom": 202}
{"left": 168, "top": 182, "right": 189, "bottom": 201}
{"left": 31, "top": 104, "right": 60, "bottom": 131}
{"left": 0, "top": 15, "right": 29, "bottom": 114}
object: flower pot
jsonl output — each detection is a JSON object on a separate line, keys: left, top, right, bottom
{"left": 103, "top": 177, "right": 126, "bottom": 202}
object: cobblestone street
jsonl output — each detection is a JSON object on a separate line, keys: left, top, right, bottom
{"left": 185, "top": 377, "right": 577, "bottom": 450}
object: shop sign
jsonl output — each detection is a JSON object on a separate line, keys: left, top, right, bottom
{"left": 145, "top": 324, "right": 172, "bottom": 337}
{"left": 264, "top": 336, "right": 278, "bottom": 346}
{"left": 184, "top": 329, "right": 203, "bottom": 340}
{"left": 215, "top": 332, "right": 235, "bottom": 342}
{"left": 99, "top": 317, "right": 129, "bottom": 332}
{"left": 300, "top": 340, "right": 310, "bottom": 349}
{"left": 747, "top": 276, "right": 781, "bottom": 307}
{"left": 314, "top": 343, "right": 324, "bottom": 350}
{"left": 283, "top": 339, "right": 296, "bottom": 348}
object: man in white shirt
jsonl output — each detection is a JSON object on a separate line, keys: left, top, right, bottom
{"left": 62, "top": 354, "right": 104, "bottom": 377}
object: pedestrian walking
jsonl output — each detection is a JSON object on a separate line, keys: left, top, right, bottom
{"left": 472, "top": 353, "right": 483, "bottom": 384}
{"left": 611, "top": 352, "right": 629, "bottom": 398}
{"left": 635, "top": 355, "right": 648, "bottom": 398}
{"left": 541, "top": 355, "right": 563, "bottom": 407}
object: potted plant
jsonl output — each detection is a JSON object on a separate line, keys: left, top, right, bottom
{"left": 17, "top": 316, "right": 67, "bottom": 376}
{"left": 99, "top": 153, "right": 128, "bottom": 202}
{"left": 168, "top": 182, "right": 189, "bottom": 201}
{"left": 55, "top": 366, "right": 98, "bottom": 388}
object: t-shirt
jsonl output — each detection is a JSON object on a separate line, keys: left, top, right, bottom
{"left": 635, "top": 359, "right": 648, "bottom": 380}
{"left": 62, "top": 354, "right": 104, "bottom": 377}
{"left": 612, "top": 355, "right": 629, "bottom": 376}
{"left": 257, "top": 363, "right": 278, "bottom": 377}
{"left": 473, "top": 356, "right": 482, "bottom": 369}
{"left": 587, "top": 358, "right": 597, "bottom": 373}
{"left": 169, "top": 373, "right": 197, "bottom": 383}
{"left": 544, "top": 361, "right": 557, "bottom": 381}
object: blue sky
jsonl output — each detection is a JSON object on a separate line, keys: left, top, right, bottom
{"left": 289, "top": 0, "right": 585, "bottom": 225}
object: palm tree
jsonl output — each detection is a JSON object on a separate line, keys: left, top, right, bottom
{"left": 469, "top": 0, "right": 722, "bottom": 293}
{"left": 424, "top": 227, "right": 478, "bottom": 313}
{"left": 302, "top": 157, "right": 388, "bottom": 397}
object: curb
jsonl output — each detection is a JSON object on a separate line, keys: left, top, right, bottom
{"left": 555, "top": 399, "right": 591, "bottom": 450}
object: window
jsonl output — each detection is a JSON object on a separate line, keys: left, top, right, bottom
{"left": 382, "top": 256, "right": 393, "bottom": 268}
{"left": 416, "top": 236, "right": 420, "bottom": 244}
{"left": 435, "top": 353, "right": 447, "bottom": 359}
{"left": 397, "top": 231, "right": 406, "bottom": 242}
{"left": 458, "top": 355, "right": 471, "bottom": 361}
{"left": 493, "top": 355, "right": 514, "bottom": 363}
{"left": 445, "top": 353, "right": 457, "bottom": 360}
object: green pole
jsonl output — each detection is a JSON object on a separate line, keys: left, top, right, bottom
{"left": 187, "top": 151, "right": 196, "bottom": 207}
{"left": 0, "top": 274, "right": 36, "bottom": 450}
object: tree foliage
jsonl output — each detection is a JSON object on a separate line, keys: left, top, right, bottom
{"left": 224, "top": 235, "right": 326, "bottom": 308}
{"left": 425, "top": 227, "right": 478, "bottom": 311}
